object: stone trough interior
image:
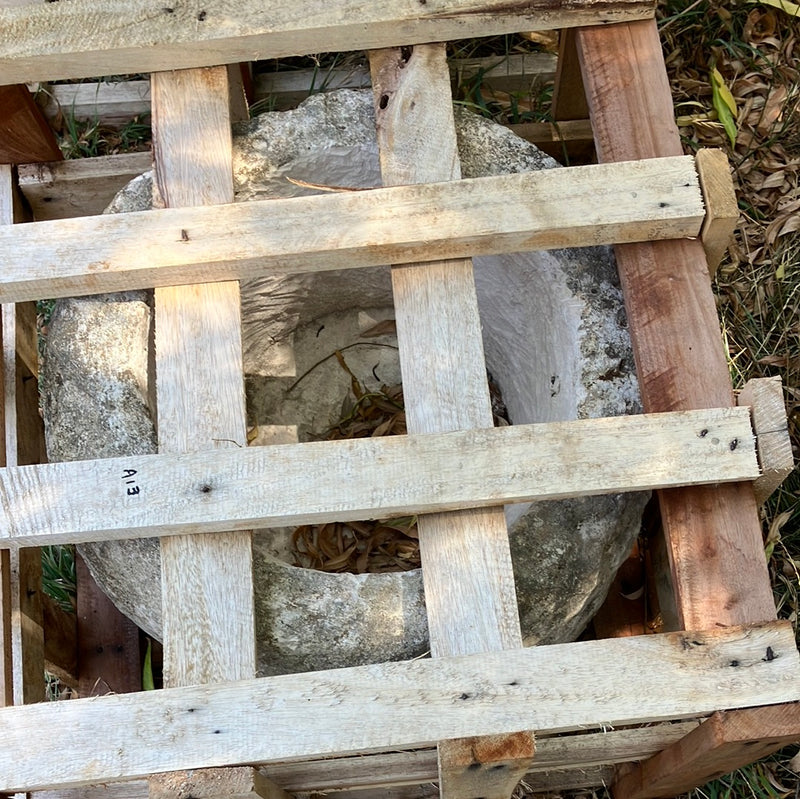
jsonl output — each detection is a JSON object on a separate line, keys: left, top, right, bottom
{"left": 41, "top": 90, "right": 648, "bottom": 676}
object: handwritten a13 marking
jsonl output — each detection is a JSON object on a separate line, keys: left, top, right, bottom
{"left": 123, "top": 468, "right": 140, "bottom": 496}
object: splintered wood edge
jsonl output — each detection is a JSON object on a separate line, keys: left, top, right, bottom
{"left": 695, "top": 149, "right": 739, "bottom": 277}
{"left": 737, "top": 376, "right": 794, "bottom": 505}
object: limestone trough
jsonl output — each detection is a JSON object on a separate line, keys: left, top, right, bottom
{"left": 41, "top": 90, "right": 647, "bottom": 676}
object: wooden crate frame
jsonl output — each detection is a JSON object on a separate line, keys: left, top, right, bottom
{"left": 0, "top": 3, "right": 797, "bottom": 799}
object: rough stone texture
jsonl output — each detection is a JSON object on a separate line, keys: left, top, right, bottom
{"left": 41, "top": 90, "right": 648, "bottom": 675}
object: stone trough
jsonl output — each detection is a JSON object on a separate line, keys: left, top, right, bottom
{"left": 41, "top": 90, "right": 648, "bottom": 676}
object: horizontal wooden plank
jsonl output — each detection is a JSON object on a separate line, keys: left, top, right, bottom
{"left": 17, "top": 151, "right": 152, "bottom": 221}
{"left": 0, "top": 155, "right": 703, "bottom": 302}
{"left": 0, "top": 407, "right": 757, "bottom": 548}
{"left": 0, "top": 0, "right": 654, "bottom": 85}
{"left": 29, "top": 722, "right": 704, "bottom": 799}
{"left": 0, "top": 621, "right": 797, "bottom": 792}
{"left": 32, "top": 54, "right": 558, "bottom": 124}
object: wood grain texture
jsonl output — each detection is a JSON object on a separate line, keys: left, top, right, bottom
{"left": 0, "top": 154, "right": 705, "bottom": 303}
{"left": 1, "top": 167, "right": 45, "bottom": 706}
{"left": 0, "top": 621, "right": 796, "bottom": 793}
{"left": 695, "top": 148, "right": 739, "bottom": 276}
{"left": 738, "top": 376, "right": 793, "bottom": 505}
{"left": 552, "top": 29, "right": 590, "bottom": 122}
{"left": 27, "top": 723, "right": 702, "bottom": 798}
{"left": 0, "top": 84, "right": 62, "bottom": 164}
{"left": 0, "top": 0, "right": 654, "bottom": 85}
{"left": 76, "top": 555, "right": 140, "bottom": 697}
{"left": 18, "top": 151, "right": 152, "bottom": 221}
{"left": 438, "top": 733, "right": 536, "bottom": 799}
{"left": 149, "top": 767, "right": 291, "bottom": 799}
{"left": 614, "top": 704, "right": 800, "bottom": 799}
{"left": 151, "top": 66, "right": 255, "bottom": 690}
{"left": 0, "top": 408, "right": 760, "bottom": 548}
{"left": 41, "top": 593, "right": 77, "bottom": 689}
{"left": 575, "top": 18, "right": 776, "bottom": 631}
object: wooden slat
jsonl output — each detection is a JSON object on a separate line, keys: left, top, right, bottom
{"left": 1, "top": 165, "right": 45, "bottom": 707}
{"left": 76, "top": 555, "right": 141, "bottom": 697}
{"left": 150, "top": 65, "right": 258, "bottom": 799}
{"left": 41, "top": 593, "right": 77, "bottom": 689}
{"left": 369, "top": 42, "right": 532, "bottom": 798}
{"left": 0, "top": 408, "right": 759, "bottom": 548}
{"left": 17, "top": 151, "right": 152, "bottom": 221}
{"left": 0, "top": 155, "right": 705, "bottom": 303}
{"left": 150, "top": 767, "right": 291, "bottom": 799}
{"left": 0, "top": 84, "right": 61, "bottom": 164}
{"left": 574, "top": 18, "right": 782, "bottom": 796}
{"left": 614, "top": 704, "right": 800, "bottom": 799}
{"left": 28, "top": 722, "right": 703, "bottom": 799}
{"left": 150, "top": 66, "right": 255, "bottom": 687}
{"left": 738, "top": 376, "right": 793, "bottom": 505}
{"left": 33, "top": 55, "right": 557, "bottom": 130}
{"left": 575, "top": 16, "right": 776, "bottom": 634}
{"left": 695, "top": 148, "right": 739, "bottom": 276}
{"left": 0, "top": 0, "right": 654, "bottom": 85}
{"left": 0, "top": 621, "right": 796, "bottom": 793}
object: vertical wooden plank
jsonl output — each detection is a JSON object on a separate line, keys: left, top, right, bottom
{"left": 368, "top": 44, "right": 534, "bottom": 799}
{"left": 0, "top": 84, "right": 62, "bottom": 165}
{"left": 737, "top": 377, "right": 793, "bottom": 505}
{"left": 575, "top": 18, "right": 775, "bottom": 632}
{"left": 149, "top": 65, "right": 264, "bottom": 799}
{"left": 551, "top": 29, "right": 589, "bottom": 122}
{"left": 76, "top": 555, "right": 141, "bottom": 697}
{"left": 150, "top": 66, "right": 255, "bottom": 689}
{"left": 0, "top": 164, "right": 45, "bottom": 707}
{"left": 574, "top": 19, "right": 784, "bottom": 796}
{"left": 695, "top": 148, "right": 738, "bottom": 276}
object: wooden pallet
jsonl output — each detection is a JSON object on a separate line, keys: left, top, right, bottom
{"left": 0, "top": 2, "right": 797, "bottom": 799}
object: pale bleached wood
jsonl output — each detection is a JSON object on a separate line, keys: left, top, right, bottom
{"left": 149, "top": 767, "right": 291, "bottom": 799}
{"left": 151, "top": 66, "right": 255, "bottom": 691}
{"left": 0, "top": 621, "right": 797, "bottom": 793}
{"left": 0, "top": 0, "right": 654, "bottom": 85}
{"left": 27, "top": 723, "right": 702, "bottom": 799}
{"left": 31, "top": 53, "right": 555, "bottom": 132}
{"left": 17, "top": 151, "right": 152, "bottom": 221}
{"left": 0, "top": 407, "right": 759, "bottom": 549}
{"left": 614, "top": 704, "right": 800, "bottom": 799}
{"left": 37, "top": 80, "right": 153, "bottom": 129}
{"left": 737, "top": 376, "right": 793, "bottom": 505}
{"left": 0, "top": 155, "right": 705, "bottom": 302}
{"left": 369, "top": 42, "right": 526, "bottom": 798}
{"left": 151, "top": 65, "right": 256, "bottom": 799}
{"left": 1, "top": 167, "right": 45, "bottom": 707}
{"left": 695, "top": 148, "right": 739, "bottom": 276}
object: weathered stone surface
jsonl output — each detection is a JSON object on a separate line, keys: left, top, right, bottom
{"left": 41, "top": 90, "right": 647, "bottom": 675}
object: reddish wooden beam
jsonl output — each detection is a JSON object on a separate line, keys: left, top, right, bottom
{"left": 0, "top": 85, "right": 62, "bottom": 165}
{"left": 575, "top": 17, "right": 775, "bottom": 633}
{"left": 574, "top": 18, "right": 785, "bottom": 797}
{"left": 76, "top": 555, "right": 141, "bottom": 697}
{"left": 614, "top": 704, "right": 800, "bottom": 799}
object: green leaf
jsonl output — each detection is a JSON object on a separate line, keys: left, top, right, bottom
{"left": 143, "top": 638, "right": 155, "bottom": 691}
{"left": 710, "top": 68, "right": 738, "bottom": 148}
{"left": 751, "top": 0, "right": 800, "bottom": 16}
